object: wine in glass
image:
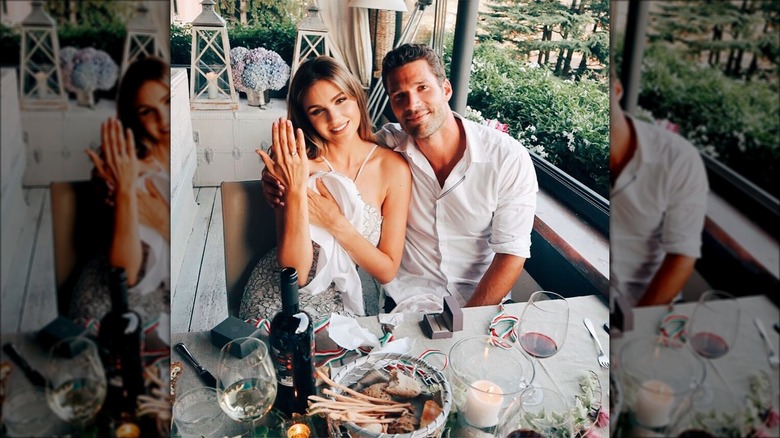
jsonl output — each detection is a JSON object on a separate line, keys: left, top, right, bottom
{"left": 45, "top": 336, "right": 107, "bottom": 433}
{"left": 518, "top": 291, "right": 569, "bottom": 358}
{"left": 216, "top": 337, "right": 277, "bottom": 435}
{"left": 686, "top": 290, "right": 740, "bottom": 405}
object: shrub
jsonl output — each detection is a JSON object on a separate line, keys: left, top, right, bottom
{"left": 464, "top": 43, "right": 610, "bottom": 197}
{"left": 638, "top": 43, "right": 779, "bottom": 197}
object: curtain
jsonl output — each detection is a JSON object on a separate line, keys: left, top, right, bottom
{"left": 317, "top": 0, "right": 372, "bottom": 88}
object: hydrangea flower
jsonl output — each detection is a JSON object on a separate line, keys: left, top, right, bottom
{"left": 59, "top": 46, "right": 79, "bottom": 92}
{"left": 229, "top": 46, "right": 250, "bottom": 93}
{"left": 66, "top": 47, "right": 118, "bottom": 92}
{"left": 231, "top": 47, "right": 290, "bottom": 93}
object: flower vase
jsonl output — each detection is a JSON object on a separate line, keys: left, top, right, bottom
{"left": 76, "top": 90, "right": 95, "bottom": 108}
{"left": 247, "top": 89, "right": 270, "bottom": 108}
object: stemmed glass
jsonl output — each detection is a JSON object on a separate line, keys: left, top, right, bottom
{"left": 216, "top": 337, "right": 277, "bottom": 436}
{"left": 44, "top": 336, "right": 107, "bottom": 434}
{"left": 686, "top": 290, "right": 740, "bottom": 405}
{"left": 518, "top": 291, "right": 570, "bottom": 359}
{"left": 496, "top": 386, "right": 573, "bottom": 438}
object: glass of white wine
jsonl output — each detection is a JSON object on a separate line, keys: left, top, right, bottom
{"left": 44, "top": 336, "right": 107, "bottom": 434}
{"left": 216, "top": 337, "right": 277, "bottom": 436}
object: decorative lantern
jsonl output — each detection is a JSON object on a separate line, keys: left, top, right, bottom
{"left": 19, "top": 0, "right": 67, "bottom": 111}
{"left": 290, "top": 3, "right": 338, "bottom": 83}
{"left": 121, "top": 1, "right": 164, "bottom": 75}
{"left": 190, "top": 0, "right": 238, "bottom": 111}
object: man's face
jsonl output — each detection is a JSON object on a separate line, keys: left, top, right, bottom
{"left": 385, "top": 60, "right": 452, "bottom": 139}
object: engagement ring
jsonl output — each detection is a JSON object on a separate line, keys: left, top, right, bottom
{"left": 291, "top": 150, "right": 297, "bottom": 156}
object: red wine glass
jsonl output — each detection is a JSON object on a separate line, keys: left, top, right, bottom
{"left": 686, "top": 290, "right": 740, "bottom": 406}
{"left": 518, "top": 291, "right": 569, "bottom": 359}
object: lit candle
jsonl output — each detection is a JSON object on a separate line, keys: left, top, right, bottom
{"left": 633, "top": 379, "right": 674, "bottom": 428}
{"left": 464, "top": 380, "right": 504, "bottom": 428}
{"left": 34, "top": 71, "right": 47, "bottom": 98}
{"left": 205, "top": 72, "right": 218, "bottom": 99}
{"left": 287, "top": 423, "right": 310, "bottom": 438}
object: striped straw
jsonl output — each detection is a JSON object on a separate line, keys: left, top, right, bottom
{"left": 418, "top": 349, "right": 448, "bottom": 371}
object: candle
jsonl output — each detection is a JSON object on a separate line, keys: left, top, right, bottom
{"left": 464, "top": 380, "right": 504, "bottom": 428}
{"left": 34, "top": 71, "right": 47, "bottom": 98}
{"left": 286, "top": 423, "right": 310, "bottom": 438}
{"left": 205, "top": 72, "right": 218, "bottom": 99}
{"left": 633, "top": 379, "right": 674, "bottom": 428}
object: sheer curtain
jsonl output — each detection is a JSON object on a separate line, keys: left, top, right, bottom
{"left": 317, "top": 0, "right": 372, "bottom": 88}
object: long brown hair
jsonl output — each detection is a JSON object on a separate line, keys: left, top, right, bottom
{"left": 287, "top": 56, "right": 375, "bottom": 159}
{"left": 116, "top": 56, "right": 169, "bottom": 159}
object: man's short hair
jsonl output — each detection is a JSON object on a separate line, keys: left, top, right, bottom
{"left": 381, "top": 43, "right": 447, "bottom": 90}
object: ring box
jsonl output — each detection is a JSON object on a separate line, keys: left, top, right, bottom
{"left": 37, "top": 316, "right": 89, "bottom": 357}
{"left": 210, "top": 316, "right": 264, "bottom": 358}
{"left": 420, "top": 296, "right": 464, "bottom": 339}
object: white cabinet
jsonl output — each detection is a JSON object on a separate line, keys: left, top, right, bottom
{"left": 191, "top": 98, "right": 287, "bottom": 186}
{"left": 21, "top": 98, "right": 113, "bottom": 186}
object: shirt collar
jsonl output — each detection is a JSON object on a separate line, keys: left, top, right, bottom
{"left": 626, "top": 114, "right": 659, "bottom": 165}
{"left": 396, "top": 111, "right": 490, "bottom": 164}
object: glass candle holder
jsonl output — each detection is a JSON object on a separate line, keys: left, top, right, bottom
{"left": 496, "top": 386, "right": 573, "bottom": 438}
{"left": 617, "top": 336, "right": 706, "bottom": 436}
{"left": 448, "top": 335, "right": 535, "bottom": 434}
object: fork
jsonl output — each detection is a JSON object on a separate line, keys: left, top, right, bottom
{"left": 754, "top": 318, "right": 780, "bottom": 369}
{"left": 583, "top": 317, "right": 610, "bottom": 368}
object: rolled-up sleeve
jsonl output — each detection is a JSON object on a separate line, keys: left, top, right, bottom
{"left": 661, "top": 149, "right": 708, "bottom": 257}
{"left": 489, "top": 145, "right": 538, "bottom": 258}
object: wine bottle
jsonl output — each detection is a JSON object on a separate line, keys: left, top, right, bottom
{"left": 269, "top": 267, "right": 316, "bottom": 417}
{"left": 98, "top": 267, "right": 145, "bottom": 415}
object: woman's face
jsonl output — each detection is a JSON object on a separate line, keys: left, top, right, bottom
{"left": 135, "top": 80, "right": 170, "bottom": 146}
{"left": 301, "top": 79, "right": 361, "bottom": 146}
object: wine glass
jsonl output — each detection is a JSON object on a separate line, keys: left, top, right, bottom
{"left": 496, "top": 386, "right": 573, "bottom": 438}
{"left": 216, "top": 337, "right": 277, "bottom": 436}
{"left": 518, "top": 291, "right": 569, "bottom": 359}
{"left": 44, "top": 336, "right": 107, "bottom": 434}
{"left": 686, "top": 290, "right": 740, "bottom": 406}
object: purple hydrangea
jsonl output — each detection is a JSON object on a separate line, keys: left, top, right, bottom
{"left": 230, "top": 46, "right": 250, "bottom": 93}
{"left": 69, "top": 48, "right": 118, "bottom": 92}
{"left": 59, "top": 46, "right": 79, "bottom": 92}
{"left": 232, "top": 47, "right": 290, "bottom": 92}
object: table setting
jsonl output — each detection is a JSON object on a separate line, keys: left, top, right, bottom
{"left": 169, "top": 292, "right": 611, "bottom": 437}
{"left": 610, "top": 292, "right": 780, "bottom": 437}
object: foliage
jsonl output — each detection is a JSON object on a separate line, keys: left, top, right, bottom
{"left": 638, "top": 42, "right": 779, "bottom": 197}
{"left": 44, "top": 0, "right": 135, "bottom": 29}
{"left": 647, "top": 0, "right": 780, "bottom": 80}
{"left": 213, "top": 0, "right": 304, "bottom": 27}
{"left": 463, "top": 43, "right": 610, "bottom": 197}
{"left": 479, "top": 0, "right": 610, "bottom": 79}
{"left": 170, "top": 21, "right": 296, "bottom": 67}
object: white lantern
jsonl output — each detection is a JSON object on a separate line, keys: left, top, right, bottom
{"left": 291, "top": 3, "right": 338, "bottom": 82}
{"left": 190, "top": 0, "right": 238, "bottom": 111}
{"left": 19, "top": 0, "right": 67, "bottom": 111}
{"left": 121, "top": 1, "right": 164, "bottom": 75}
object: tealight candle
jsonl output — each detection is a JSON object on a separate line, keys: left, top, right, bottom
{"left": 34, "top": 71, "right": 47, "bottom": 98}
{"left": 287, "top": 423, "right": 310, "bottom": 438}
{"left": 633, "top": 379, "right": 674, "bottom": 428}
{"left": 205, "top": 72, "right": 218, "bottom": 99}
{"left": 464, "top": 379, "right": 504, "bottom": 428}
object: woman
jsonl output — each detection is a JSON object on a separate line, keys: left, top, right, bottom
{"left": 240, "top": 56, "right": 412, "bottom": 320}
{"left": 68, "top": 56, "right": 170, "bottom": 324}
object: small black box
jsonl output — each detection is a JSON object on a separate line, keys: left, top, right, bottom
{"left": 37, "top": 316, "right": 88, "bottom": 355}
{"left": 442, "top": 296, "right": 463, "bottom": 332}
{"left": 420, "top": 313, "right": 453, "bottom": 339}
{"left": 210, "top": 316, "right": 262, "bottom": 358}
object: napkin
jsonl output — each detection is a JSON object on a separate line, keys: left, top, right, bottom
{"left": 371, "top": 337, "right": 415, "bottom": 355}
{"left": 378, "top": 313, "right": 404, "bottom": 327}
{"left": 327, "top": 314, "right": 380, "bottom": 350}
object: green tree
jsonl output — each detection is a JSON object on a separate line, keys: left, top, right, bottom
{"left": 480, "top": 0, "right": 608, "bottom": 78}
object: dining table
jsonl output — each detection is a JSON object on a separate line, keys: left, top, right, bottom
{"left": 171, "top": 294, "right": 611, "bottom": 437}
{"left": 611, "top": 293, "right": 780, "bottom": 437}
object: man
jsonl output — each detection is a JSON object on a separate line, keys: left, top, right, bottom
{"left": 610, "top": 73, "right": 709, "bottom": 307}
{"left": 266, "top": 44, "right": 538, "bottom": 312}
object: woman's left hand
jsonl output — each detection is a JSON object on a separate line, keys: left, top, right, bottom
{"left": 307, "top": 178, "right": 344, "bottom": 231}
{"left": 137, "top": 178, "right": 170, "bottom": 242}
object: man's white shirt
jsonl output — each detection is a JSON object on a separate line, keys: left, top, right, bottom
{"left": 610, "top": 116, "right": 708, "bottom": 306}
{"left": 376, "top": 113, "right": 538, "bottom": 312}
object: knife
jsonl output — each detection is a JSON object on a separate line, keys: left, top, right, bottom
{"left": 2, "top": 343, "right": 46, "bottom": 387}
{"left": 174, "top": 342, "right": 217, "bottom": 387}
{"left": 603, "top": 322, "right": 610, "bottom": 334}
